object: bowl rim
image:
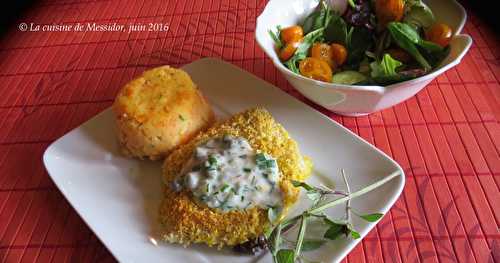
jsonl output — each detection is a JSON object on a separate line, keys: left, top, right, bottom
{"left": 255, "top": 0, "right": 472, "bottom": 93}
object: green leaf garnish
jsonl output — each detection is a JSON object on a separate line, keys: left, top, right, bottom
{"left": 359, "top": 213, "right": 384, "bottom": 222}
{"left": 324, "top": 224, "right": 344, "bottom": 240}
{"left": 291, "top": 180, "right": 315, "bottom": 191}
{"left": 265, "top": 170, "right": 400, "bottom": 263}
{"left": 350, "top": 229, "right": 361, "bottom": 239}
{"left": 346, "top": 223, "right": 361, "bottom": 239}
{"left": 276, "top": 249, "right": 294, "bottom": 263}
{"left": 300, "top": 239, "right": 326, "bottom": 251}
{"left": 294, "top": 215, "right": 308, "bottom": 260}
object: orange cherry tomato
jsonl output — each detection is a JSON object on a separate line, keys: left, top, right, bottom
{"left": 376, "top": 0, "right": 404, "bottom": 26}
{"left": 311, "top": 43, "right": 333, "bottom": 68}
{"left": 330, "top": 43, "right": 347, "bottom": 66}
{"left": 280, "top": 26, "right": 304, "bottom": 44}
{"left": 299, "top": 57, "right": 333, "bottom": 82}
{"left": 279, "top": 40, "right": 301, "bottom": 61}
{"left": 426, "top": 23, "right": 452, "bottom": 47}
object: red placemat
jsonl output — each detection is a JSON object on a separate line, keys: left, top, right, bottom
{"left": 0, "top": 0, "right": 498, "bottom": 262}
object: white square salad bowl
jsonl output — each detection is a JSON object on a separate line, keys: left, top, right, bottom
{"left": 255, "top": 0, "right": 472, "bottom": 116}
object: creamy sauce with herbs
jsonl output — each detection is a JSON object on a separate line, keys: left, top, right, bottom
{"left": 171, "top": 135, "right": 283, "bottom": 212}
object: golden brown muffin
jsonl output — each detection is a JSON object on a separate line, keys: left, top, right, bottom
{"left": 113, "top": 66, "right": 215, "bottom": 160}
{"left": 159, "top": 108, "right": 313, "bottom": 247}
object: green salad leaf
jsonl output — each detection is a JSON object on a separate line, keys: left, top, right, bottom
{"left": 294, "top": 28, "right": 325, "bottom": 57}
{"left": 324, "top": 14, "right": 348, "bottom": 45}
{"left": 420, "top": 45, "right": 451, "bottom": 68}
{"left": 388, "top": 22, "right": 421, "bottom": 44}
{"left": 269, "top": 26, "right": 283, "bottom": 50}
{"left": 369, "top": 53, "right": 425, "bottom": 85}
{"left": 271, "top": 0, "right": 443, "bottom": 87}
{"left": 284, "top": 28, "right": 324, "bottom": 74}
{"left": 347, "top": 26, "right": 373, "bottom": 66}
{"left": 388, "top": 22, "right": 443, "bottom": 52}
{"left": 370, "top": 53, "right": 403, "bottom": 78}
{"left": 302, "top": 0, "right": 331, "bottom": 34}
{"left": 404, "top": 0, "right": 435, "bottom": 29}
{"left": 387, "top": 22, "right": 431, "bottom": 70}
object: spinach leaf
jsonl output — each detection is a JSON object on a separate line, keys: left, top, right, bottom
{"left": 302, "top": 0, "right": 330, "bottom": 33}
{"left": 419, "top": 39, "right": 444, "bottom": 53}
{"left": 324, "top": 14, "right": 348, "bottom": 45}
{"left": 387, "top": 22, "right": 431, "bottom": 70}
{"left": 388, "top": 22, "right": 443, "bottom": 52}
{"left": 404, "top": 0, "right": 435, "bottom": 29}
{"left": 386, "top": 22, "right": 445, "bottom": 69}
{"left": 420, "top": 45, "right": 451, "bottom": 68}
{"left": 370, "top": 53, "right": 403, "bottom": 78}
{"left": 303, "top": 12, "right": 320, "bottom": 34}
{"left": 346, "top": 26, "right": 373, "bottom": 66}
{"left": 388, "top": 22, "right": 420, "bottom": 43}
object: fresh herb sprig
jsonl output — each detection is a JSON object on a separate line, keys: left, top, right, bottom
{"left": 266, "top": 169, "right": 400, "bottom": 263}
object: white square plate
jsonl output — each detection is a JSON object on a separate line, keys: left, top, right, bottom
{"left": 43, "top": 58, "right": 405, "bottom": 263}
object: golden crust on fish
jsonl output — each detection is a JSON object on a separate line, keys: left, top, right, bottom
{"left": 113, "top": 66, "right": 214, "bottom": 160}
{"left": 159, "top": 108, "right": 312, "bottom": 247}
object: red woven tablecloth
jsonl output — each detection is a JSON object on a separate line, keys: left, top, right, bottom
{"left": 0, "top": 0, "right": 499, "bottom": 262}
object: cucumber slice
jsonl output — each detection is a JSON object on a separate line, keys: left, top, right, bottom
{"left": 332, "top": 71, "right": 368, "bottom": 85}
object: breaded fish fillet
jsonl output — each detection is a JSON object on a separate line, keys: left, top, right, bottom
{"left": 159, "top": 107, "right": 312, "bottom": 247}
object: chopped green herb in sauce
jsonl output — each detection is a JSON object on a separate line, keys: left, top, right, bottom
{"left": 171, "top": 135, "right": 283, "bottom": 216}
